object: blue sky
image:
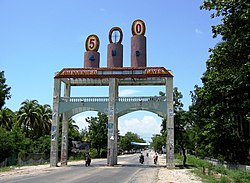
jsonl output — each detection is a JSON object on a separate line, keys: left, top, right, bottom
{"left": 0, "top": 0, "right": 221, "bottom": 141}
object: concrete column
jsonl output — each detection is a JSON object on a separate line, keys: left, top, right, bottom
{"left": 50, "top": 78, "right": 61, "bottom": 167}
{"left": 131, "top": 35, "right": 147, "bottom": 67}
{"left": 166, "top": 77, "right": 175, "bottom": 168}
{"left": 114, "top": 81, "right": 118, "bottom": 165}
{"left": 84, "top": 51, "right": 100, "bottom": 68}
{"left": 107, "top": 78, "right": 118, "bottom": 166}
{"left": 60, "top": 83, "right": 71, "bottom": 166}
{"left": 107, "top": 43, "right": 123, "bottom": 67}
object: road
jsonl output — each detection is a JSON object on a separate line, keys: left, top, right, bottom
{"left": 1, "top": 152, "right": 161, "bottom": 183}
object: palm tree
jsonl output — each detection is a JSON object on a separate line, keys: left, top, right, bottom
{"left": 37, "top": 104, "right": 52, "bottom": 135}
{"left": 17, "top": 99, "right": 40, "bottom": 137}
{"left": 0, "top": 107, "right": 15, "bottom": 130}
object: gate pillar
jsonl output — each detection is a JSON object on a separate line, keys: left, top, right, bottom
{"left": 107, "top": 78, "right": 118, "bottom": 166}
{"left": 166, "top": 77, "right": 175, "bottom": 168}
{"left": 61, "top": 83, "right": 71, "bottom": 166}
{"left": 50, "top": 78, "right": 61, "bottom": 167}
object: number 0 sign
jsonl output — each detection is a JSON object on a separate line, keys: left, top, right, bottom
{"left": 132, "top": 19, "right": 146, "bottom": 36}
{"left": 85, "top": 34, "right": 100, "bottom": 51}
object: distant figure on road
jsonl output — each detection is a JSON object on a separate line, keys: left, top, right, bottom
{"left": 139, "top": 153, "right": 144, "bottom": 164}
{"left": 153, "top": 153, "right": 158, "bottom": 165}
{"left": 85, "top": 152, "right": 91, "bottom": 167}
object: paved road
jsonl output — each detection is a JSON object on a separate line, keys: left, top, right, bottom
{"left": 1, "top": 152, "right": 161, "bottom": 183}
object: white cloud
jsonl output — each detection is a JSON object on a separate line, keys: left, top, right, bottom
{"left": 119, "top": 89, "right": 140, "bottom": 96}
{"left": 118, "top": 115, "right": 162, "bottom": 142}
{"left": 72, "top": 112, "right": 162, "bottom": 143}
{"left": 72, "top": 112, "right": 97, "bottom": 131}
{"left": 195, "top": 28, "right": 203, "bottom": 36}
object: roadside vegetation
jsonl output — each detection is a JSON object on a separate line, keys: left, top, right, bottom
{"left": 151, "top": 0, "right": 249, "bottom": 167}
{"left": 175, "top": 154, "right": 250, "bottom": 183}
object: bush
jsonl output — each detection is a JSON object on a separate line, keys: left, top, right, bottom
{"left": 100, "top": 150, "right": 107, "bottom": 158}
{"left": 230, "top": 169, "right": 250, "bottom": 183}
{"left": 68, "top": 151, "right": 85, "bottom": 160}
{"left": 213, "top": 165, "right": 227, "bottom": 175}
{"left": 176, "top": 154, "right": 250, "bottom": 183}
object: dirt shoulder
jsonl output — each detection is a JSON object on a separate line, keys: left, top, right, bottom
{"left": 1, "top": 156, "right": 202, "bottom": 183}
{"left": 157, "top": 154, "right": 202, "bottom": 183}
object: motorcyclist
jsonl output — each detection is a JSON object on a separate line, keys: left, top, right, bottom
{"left": 139, "top": 153, "right": 144, "bottom": 164}
{"left": 85, "top": 152, "right": 91, "bottom": 167}
{"left": 153, "top": 153, "right": 158, "bottom": 165}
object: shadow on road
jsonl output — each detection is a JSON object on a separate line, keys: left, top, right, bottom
{"left": 69, "top": 163, "right": 166, "bottom": 168}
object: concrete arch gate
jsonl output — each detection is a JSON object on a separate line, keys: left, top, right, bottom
{"left": 50, "top": 67, "right": 174, "bottom": 168}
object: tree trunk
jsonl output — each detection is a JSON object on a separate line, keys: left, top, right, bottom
{"left": 97, "top": 147, "right": 101, "bottom": 158}
{"left": 181, "top": 145, "right": 186, "bottom": 167}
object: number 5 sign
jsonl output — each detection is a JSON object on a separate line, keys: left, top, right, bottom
{"left": 132, "top": 19, "right": 146, "bottom": 36}
{"left": 85, "top": 34, "right": 100, "bottom": 51}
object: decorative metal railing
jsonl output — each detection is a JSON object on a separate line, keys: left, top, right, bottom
{"left": 60, "top": 96, "right": 166, "bottom": 103}
{"left": 60, "top": 97, "right": 109, "bottom": 102}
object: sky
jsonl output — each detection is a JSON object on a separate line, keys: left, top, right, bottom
{"left": 0, "top": 0, "right": 221, "bottom": 142}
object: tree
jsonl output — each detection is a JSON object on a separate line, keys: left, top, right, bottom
{"left": 17, "top": 100, "right": 52, "bottom": 139}
{"left": 0, "top": 127, "right": 14, "bottom": 162}
{"left": 119, "top": 132, "right": 146, "bottom": 152}
{"left": 17, "top": 100, "right": 40, "bottom": 137}
{"left": 68, "top": 118, "right": 82, "bottom": 149}
{"left": 10, "top": 122, "right": 33, "bottom": 155}
{"left": 159, "top": 88, "right": 193, "bottom": 166}
{"left": 151, "top": 134, "right": 165, "bottom": 152}
{"left": 86, "top": 112, "right": 108, "bottom": 157}
{"left": 0, "top": 107, "right": 15, "bottom": 131}
{"left": 36, "top": 104, "right": 52, "bottom": 136}
{"left": 190, "top": 0, "right": 250, "bottom": 164}
{"left": 0, "top": 71, "right": 11, "bottom": 109}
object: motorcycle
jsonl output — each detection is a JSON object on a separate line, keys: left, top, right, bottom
{"left": 153, "top": 154, "right": 158, "bottom": 165}
{"left": 139, "top": 154, "right": 144, "bottom": 164}
{"left": 85, "top": 153, "right": 91, "bottom": 167}
{"left": 85, "top": 158, "right": 91, "bottom": 166}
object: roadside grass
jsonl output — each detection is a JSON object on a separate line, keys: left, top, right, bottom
{"left": 0, "top": 166, "right": 13, "bottom": 172}
{"left": 175, "top": 154, "right": 250, "bottom": 183}
{"left": 0, "top": 162, "right": 50, "bottom": 173}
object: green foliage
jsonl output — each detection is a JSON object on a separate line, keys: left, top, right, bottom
{"left": 119, "top": 131, "right": 146, "bottom": 152}
{"left": 68, "top": 118, "right": 81, "bottom": 141}
{"left": 0, "top": 99, "right": 53, "bottom": 165}
{"left": 229, "top": 169, "right": 250, "bottom": 183}
{"left": 32, "top": 135, "right": 51, "bottom": 154}
{"left": 69, "top": 151, "right": 85, "bottom": 160}
{"left": 150, "top": 134, "right": 165, "bottom": 152}
{"left": 10, "top": 122, "right": 33, "bottom": 154}
{"left": 0, "top": 166, "right": 13, "bottom": 172}
{"left": 176, "top": 154, "right": 250, "bottom": 183}
{"left": 17, "top": 100, "right": 52, "bottom": 138}
{"left": 159, "top": 88, "right": 195, "bottom": 166}
{"left": 0, "top": 127, "right": 14, "bottom": 162}
{"left": 85, "top": 112, "right": 108, "bottom": 157}
{"left": 0, "top": 107, "right": 15, "bottom": 130}
{"left": 190, "top": 0, "right": 250, "bottom": 164}
{"left": 0, "top": 71, "right": 11, "bottom": 110}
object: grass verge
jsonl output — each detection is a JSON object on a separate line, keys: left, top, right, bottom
{"left": 0, "top": 166, "right": 14, "bottom": 172}
{"left": 175, "top": 154, "right": 250, "bottom": 183}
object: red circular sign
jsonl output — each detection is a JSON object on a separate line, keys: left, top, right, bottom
{"left": 132, "top": 19, "right": 146, "bottom": 36}
{"left": 108, "top": 27, "right": 123, "bottom": 44}
{"left": 85, "top": 34, "right": 100, "bottom": 51}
